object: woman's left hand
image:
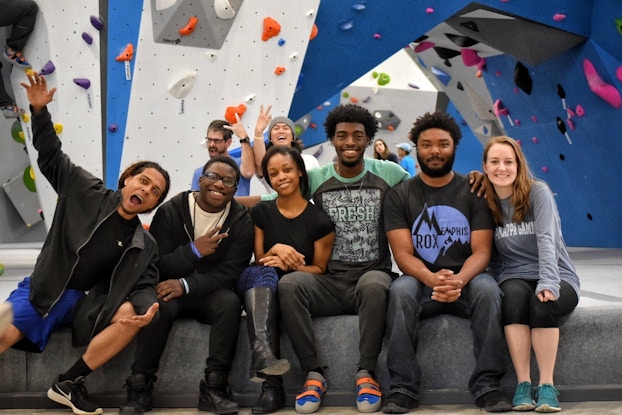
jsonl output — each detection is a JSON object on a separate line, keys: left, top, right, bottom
{"left": 537, "top": 289, "right": 557, "bottom": 302}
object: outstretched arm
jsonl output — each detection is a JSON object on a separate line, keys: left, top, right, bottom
{"left": 224, "top": 113, "right": 255, "bottom": 180}
{"left": 252, "top": 104, "right": 272, "bottom": 176}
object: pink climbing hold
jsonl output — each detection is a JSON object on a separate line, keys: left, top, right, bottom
{"left": 617, "top": 67, "right": 622, "bottom": 82}
{"left": 575, "top": 104, "right": 585, "bottom": 117}
{"left": 553, "top": 13, "right": 566, "bottom": 22}
{"left": 541, "top": 166, "right": 549, "bottom": 173}
{"left": 583, "top": 58, "right": 622, "bottom": 108}
{"left": 373, "top": 33, "right": 381, "bottom": 39}
{"left": 493, "top": 99, "right": 513, "bottom": 126}
{"left": 567, "top": 118, "right": 576, "bottom": 130}
{"left": 567, "top": 107, "right": 575, "bottom": 118}
{"left": 414, "top": 41, "right": 434, "bottom": 53}
{"left": 425, "top": 7, "right": 434, "bottom": 14}
{"left": 531, "top": 116, "right": 538, "bottom": 123}
{"left": 532, "top": 137, "right": 539, "bottom": 144}
{"left": 461, "top": 48, "right": 481, "bottom": 67}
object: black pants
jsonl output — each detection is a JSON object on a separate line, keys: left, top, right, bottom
{"left": 131, "top": 288, "right": 241, "bottom": 377}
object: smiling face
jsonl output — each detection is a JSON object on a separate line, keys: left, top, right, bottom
{"left": 206, "top": 129, "right": 231, "bottom": 158}
{"left": 197, "top": 161, "right": 237, "bottom": 213}
{"left": 269, "top": 122, "right": 294, "bottom": 147}
{"left": 332, "top": 122, "right": 370, "bottom": 168}
{"left": 118, "top": 168, "right": 167, "bottom": 219}
{"left": 483, "top": 142, "right": 518, "bottom": 199}
{"left": 415, "top": 128, "right": 456, "bottom": 178}
{"left": 266, "top": 153, "right": 302, "bottom": 198}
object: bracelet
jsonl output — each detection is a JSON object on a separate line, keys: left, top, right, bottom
{"left": 190, "top": 241, "right": 202, "bottom": 258}
{"left": 254, "top": 136, "right": 264, "bottom": 141}
{"left": 178, "top": 278, "right": 185, "bottom": 294}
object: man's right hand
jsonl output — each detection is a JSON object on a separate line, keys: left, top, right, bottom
{"left": 194, "top": 226, "right": 228, "bottom": 257}
{"left": 20, "top": 72, "right": 56, "bottom": 114}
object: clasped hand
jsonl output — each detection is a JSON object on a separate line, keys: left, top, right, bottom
{"left": 431, "top": 269, "right": 463, "bottom": 303}
{"left": 258, "top": 243, "right": 305, "bottom": 271}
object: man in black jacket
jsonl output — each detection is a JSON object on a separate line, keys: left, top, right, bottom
{"left": 0, "top": 73, "right": 171, "bottom": 415}
{"left": 120, "top": 155, "right": 254, "bottom": 415}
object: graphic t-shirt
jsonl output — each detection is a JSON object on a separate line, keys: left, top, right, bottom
{"left": 383, "top": 173, "right": 494, "bottom": 273}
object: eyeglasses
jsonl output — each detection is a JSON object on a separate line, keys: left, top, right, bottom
{"left": 205, "top": 137, "right": 226, "bottom": 144}
{"left": 202, "top": 171, "right": 237, "bottom": 187}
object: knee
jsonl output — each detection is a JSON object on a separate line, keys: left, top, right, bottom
{"left": 26, "top": 1, "right": 38, "bottom": 15}
{"left": 530, "top": 302, "right": 559, "bottom": 328}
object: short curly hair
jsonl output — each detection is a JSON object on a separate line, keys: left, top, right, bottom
{"left": 409, "top": 111, "right": 462, "bottom": 147}
{"left": 324, "top": 104, "right": 379, "bottom": 140}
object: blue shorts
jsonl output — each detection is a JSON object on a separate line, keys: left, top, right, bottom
{"left": 6, "top": 277, "right": 85, "bottom": 352}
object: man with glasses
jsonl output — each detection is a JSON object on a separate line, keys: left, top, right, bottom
{"left": 191, "top": 119, "right": 255, "bottom": 196}
{"left": 120, "top": 156, "right": 254, "bottom": 415}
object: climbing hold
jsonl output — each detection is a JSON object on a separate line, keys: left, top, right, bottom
{"left": 372, "top": 71, "right": 378, "bottom": 79}
{"left": 513, "top": 88, "right": 519, "bottom": 94}
{"left": 616, "top": 18, "right": 622, "bottom": 35}
{"left": 309, "top": 24, "right": 318, "bottom": 40}
{"left": 40, "top": 60, "right": 55, "bottom": 76}
{"left": 90, "top": 15, "right": 104, "bottom": 31}
{"left": 82, "top": 32, "right": 93, "bottom": 45}
{"left": 493, "top": 99, "right": 513, "bottom": 126}
{"left": 408, "top": 83, "right": 420, "bottom": 89}
{"left": 461, "top": 48, "right": 481, "bottom": 66}
{"left": 206, "top": 52, "right": 217, "bottom": 62}
{"left": 245, "top": 94, "right": 256, "bottom": 104}
{"left": 556, "top": 117, "right": 572, "bottom": 144}
{"left": 154, "top": 0, "right": 176, "bottom": 11}
{"left": 362, "top": 96, "right": 371, "bottom": 103}
{"left": 541, "top": 166, "right": 549, "bottom": 173}
{"left": 350, "top": 97, "right": 359, "bottom": 104}
{"left": 289, "top": 52, "right": 298, "bottom": 61}
{"left": 413, "top": 41, "right": 435, "bottom": 53}
{"left": 377, "top": 73, "right": 391, "bottom": 86}
{"left": 553, "top": 13, "right": 566, "bottom": 22}
{"left": 531, "top": 116, "right": 538, "bottom": 123}
{"left": 583, "top": 58, "right": 622, "bottom": 108}
{"left": 54, "top": 123, "right": 63, "bottom": 134}
{"left": 567, "top": 107, "right": 575, "bottom": 118}
{"left": 21, "top": 113, "right": 29, "bottom": 123}
{"left": 575, "top": 104, "right": 585, "bottom": 117}
{"left": 476, "top": 58, "right": 486, "bottom": 71}
{"left": 11, "top": 120, "right": 24, "bottom": 144}
{"left": 214, "top": 0, "right": 236, "bottom": 19}
{"left": 310, "top": 123, "right": 317, "bottom": 129}
{"left": 342, "top": 92, "right": 350, "bottom": 98}
{"left": 274, "top": 66, "right": 286, "bottom": 75}
{"left": 617, "top": 66, "right": 622, "bottom": 81}
{"left": 495, "top": 70, "right": 501, "bottom": 77}
{"left": 262, "top": 17, "right": 281, "bottom": 41}
{"left": 225, "top": 104, "right": 247, "bottom": 124}
{"left": 109, "top": 124, "right": 118, "bottom": 132}
{"left": 278, "top": 38, "right": 286, "bottom": 46}
{"left": 352, "top": 3, "right": 366, "bottom": 11}
{"left": 179, "top": 16, "right": 198, "bottom": 36}
{"left": 373, "top": 33, "right": 381, "bottom": 39}
{"left": 339, "top": 20, "right": 354, "bottom": 31}
{"left": 514, "top": 119, "right": 521, "bottom": 126}
{"left": 306, "top": 10, "right": 315, "bottom": 18}
{"left": 73, "top": 78, "right": 91, "bottom": 89}
{"left": 567, "top": 118, "right": 576, "bottom": 130}
{"left": 532, "top": 137, "right": 538, "bottom": 144}
{"left": 430, "top": 66, "right": 451, "bottom": 85}
{"left": 23, "top": 166, "right": 36, "bottom": 192}
{"left": 168, "top": 72, "right": 197, "bottom": 99}
{"left": 513, "top": 62, "right": 532, "bottom": 95}
{"left": 115, "top": 44, "right": 134, "bottom": 62}
{"left": 425, "top": 7, "right": 434, "bottom": 14}
{"left": 556, "top": 84, "right": 567, "bottom": 110}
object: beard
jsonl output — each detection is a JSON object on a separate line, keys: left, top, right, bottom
{"left": 417, "top": 151, "right": 455, "bottom": 178}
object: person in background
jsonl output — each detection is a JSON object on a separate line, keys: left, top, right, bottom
{"left": 277, "top": 104, "right": 409, "bottom": 414}
{"left": 190, "top": 119, "right": 255, "bottom": 196}
{"left": 396, "top": 142, "right": 416, "bottom": 177}
{"left": 373, "top": 138, "right": 398, "bottom": 163}
{"left": 120, "top": 156, "right": 254, "bottom": 415}
{"left": 382, "top": 111, "right": 511, "bottom": 414}
{"left": 0, "top": 0, "right": 38, "bottom": 118}
{"left": 237, "top": 145, "right": 334, "bottom": 414}
{"left": 0, "top": 72, "right": 170, "bottom": 415}
{"left": 482, "top": 136, "right": 580, "bottom": 413}
{"left": 251, "top": 105, "right": 320, "bottom": 192}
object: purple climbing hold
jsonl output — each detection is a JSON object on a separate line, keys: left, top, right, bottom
{"left": 40, "top": 60, "right": 55, "bottom": 76}
{"left": 109, "top": 124, "right": 118, "bottom": 132}
{"left": 73, "top": 78, "right": 91, "bottom": 89}
{"left": 82, "top": 32, "right": 93, "bottom": 45}
{"left": 90, "top": 15, "right": 104, "bottom": 31}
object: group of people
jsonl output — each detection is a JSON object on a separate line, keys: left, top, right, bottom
{"left": 0, "top": 71, "right": 579, "bottom": 415}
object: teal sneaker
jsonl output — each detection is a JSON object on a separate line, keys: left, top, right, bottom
{"left": 535, "top": 384, "right": 561, "bottom": 412}
{"left": 512, "top": 382, "right": 535, "bottom": 411}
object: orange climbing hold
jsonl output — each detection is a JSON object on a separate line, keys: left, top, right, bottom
{"left": 225, "top": 104, "right": 247, "bottom": 124}
{"left": 274, "top": 66, "right": 286, "bottom": 76}
{"left": 179, "top": 16, "right": 198, "bottom": 36}
{"left": 309, "top": 24, "right": 318, "bottom": 40}
{"left": 115, "top": 44, "right": 134, "bottom": 62}
{"left": 262, "top": 17, "right": 281, "bottom": 41}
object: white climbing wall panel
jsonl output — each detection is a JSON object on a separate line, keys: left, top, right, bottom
{"left": 121, "top": 0, "right": 320, "bottom": 203}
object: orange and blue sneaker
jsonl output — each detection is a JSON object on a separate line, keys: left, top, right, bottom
{"left": 295, "top": 371, "right": 326, "bottom": 414}
{"left": 3, "top": 47, "right": 31, "bottom": 69}
{"left": 356, "top": 369, "right": 382, "bottom": 413}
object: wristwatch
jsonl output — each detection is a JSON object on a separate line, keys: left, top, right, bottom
{"left": 240, "top": 137, "right": 250, "bottom": 144}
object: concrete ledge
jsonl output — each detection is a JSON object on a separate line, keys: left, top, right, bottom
{"left": 1, "top": 306, "right": 621, "bottom": 409}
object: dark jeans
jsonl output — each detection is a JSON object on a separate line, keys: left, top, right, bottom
{"left": 278, "top": 270, "right": 392, "bottom": 373}
{"left": 500, "top": 279, "right": 578, "bottom": 327}
{"left": 386, "top": 273, "right": 507, "bottom": 400}
{"left": 131, "top": 288, "right": 241, "bottom": 378}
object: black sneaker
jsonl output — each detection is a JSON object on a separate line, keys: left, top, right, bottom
{"left": 198, "top": 379, "right": 239, "bottom": 414}
{"left": 382, "top": 392, "right": 419, "bottom": 414}
{"left": 47, "top": 375, "right": 103, "bottom": 415}
{"left": 475, "top": 390, "right": 513, "bottom": 412}
{"left": 119, "top": 373, "right": 154, "bottom": 413}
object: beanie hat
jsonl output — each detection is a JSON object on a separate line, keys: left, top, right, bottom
{"left": 268, "top": 116, "right": 296, "bottom": 140}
